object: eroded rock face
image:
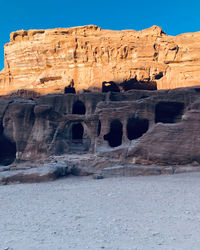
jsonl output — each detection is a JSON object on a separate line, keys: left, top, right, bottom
{"left": 0, "top": 86, "right": 200, "bottom": 170}
{"left": 0, "top": 25, "right": 200, "bottom": 95}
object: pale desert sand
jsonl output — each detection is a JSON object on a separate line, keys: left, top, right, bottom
{"left": 1, "top": 173, "right": 200, "bottom": 250}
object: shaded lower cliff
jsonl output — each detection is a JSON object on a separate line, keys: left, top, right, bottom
{"left": 0, "top": 86, "right": 200, "bottom": 169}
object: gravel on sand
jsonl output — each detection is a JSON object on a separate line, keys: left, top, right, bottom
{"left": 1, "top": 173, "right": 200, "bottom": 250}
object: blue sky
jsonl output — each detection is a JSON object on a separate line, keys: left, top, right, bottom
{"left": 0, "top": 0, "right": 200, "bottom": 70}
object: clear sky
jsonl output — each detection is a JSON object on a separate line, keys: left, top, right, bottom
{"left": 0, "top": 0, "right": 200, "bottom": 70}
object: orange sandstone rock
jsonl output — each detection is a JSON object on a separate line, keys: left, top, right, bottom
{"left": 0, "top": 24, "right": 200, "bottom": 95}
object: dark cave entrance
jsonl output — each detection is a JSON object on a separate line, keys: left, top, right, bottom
{"left": 97, "top": 120, "right": 101, "bottom": 136}
{"left": 64, "top": 86, "right": 76, "bottom": 94}
{"left": 104, "top": 120, "right": 123, "bottom": 147}
{"left": 64, "top": 79, "right": 76, "bottom": 94}
{"left": 102, "top": 81, "right": 120, "bottom": 93}
{"left": 72, "top": 123, "right": 84, "bottom": 143}
{"left": 155, "top": 102, "right": 185, "bottom": 123}
{"left": 119, "top": 77, "right": 157, "bottom": 91}
{"left": 72, "top": 101, "right": 86, "bottom": 115}
{"left": 126, "top": 117, "right": 149, "bottom": 140}
{"left": 0, "top": 135, "right": 16, "bottom": 166}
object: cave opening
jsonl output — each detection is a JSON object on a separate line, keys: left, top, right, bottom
{"left": 155, "top": 102, "right": 185, "bottom": 123}
{"left": 154, "top": 72, "right": 163, "bottom": 80}
{"left": 72, "top": 100, "right": 86, "bottom": 115}
{"left": 97, "top": 120, "right": 101, "bottom": 136}
{"left": 64, "top": 86, "right": 76, "bottom": 94}
{"left": 104, "top": 119, "right": 123, "bottom": 147}
{"left": 64, "top": 79, "right": 76, "bottom": 94}
{"left": 126, "top": 117, "right": 149, "bottom": 140}
{"left": 0, "top": 135, "right": 16, "bottom": 166}
{"left": 72, "top": 123, "right": 84, "bottom": 143}
{"left": 102, "top": 81, "right": 120, "bottom": 93}
{"left": 120, "top": 77, "right": 157, "bottom": 91}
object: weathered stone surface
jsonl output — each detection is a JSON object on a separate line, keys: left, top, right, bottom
{"left": 0, "top": 25, "right": 200, "bottom": 95}
{"left": 0, "top": 163, "right": 68, "bottom": 185}
{"left": 101, "top": 165, "right": 162, "bottom": 178}
{"left": 101, "top": 165, "right": 200, "bottom": 178}
{"left": 174, "top": 166, "right": 200, "bottom": 174}
{"left": 1, "top": 86, "right": 200, "bottom": 183}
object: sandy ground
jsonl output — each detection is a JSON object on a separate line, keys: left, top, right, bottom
{"left": 1, "top": 173, "right": 200, "bottom": 250}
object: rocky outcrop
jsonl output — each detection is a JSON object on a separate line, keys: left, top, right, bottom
{"left": 0, "top": 25, "right": 200, "bottom": 95}
{"left": 0, "top": 163, "right": 68, "bottom": 185}
{"left": 1, "top": 86, "right": 200, "bottom": 184}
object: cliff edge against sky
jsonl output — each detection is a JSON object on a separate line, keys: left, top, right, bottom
{"left": 0, "top": 25, "right": 200, "bottom": 95}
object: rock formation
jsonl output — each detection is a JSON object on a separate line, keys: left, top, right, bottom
{"left": 1, "top": 24, "right": 200, "bottom": 184}
{"left": 1, "top": 86, "right": 200, "bottom": 184}
{"left": 0, "top": 25, "right": 200, "bottom": 95}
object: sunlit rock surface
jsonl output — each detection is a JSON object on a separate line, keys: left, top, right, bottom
{"left": 0, "top": 25, "right": 200, "bottom": 95}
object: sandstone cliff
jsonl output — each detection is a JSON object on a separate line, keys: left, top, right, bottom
{"left": 0, "top": 25, "right": 200, "bottom": 95}
{"left": 0, "top": 86, "right": 200, "bottom": 167}
{"left": 1, "top": 86, "right": 200, "bottom": 183}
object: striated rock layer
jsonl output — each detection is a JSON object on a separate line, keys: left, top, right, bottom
{"left": 0, "top": 25, "right": 200, "bottom": 95}
{"left": 1, "top": 86, "right": 200, "bottom": 169}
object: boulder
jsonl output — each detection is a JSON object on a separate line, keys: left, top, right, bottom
{"left": 0, "top": 163, "right": 68, "bottom": 185}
